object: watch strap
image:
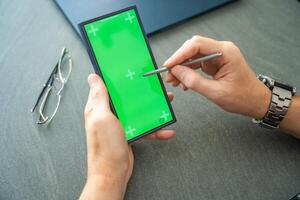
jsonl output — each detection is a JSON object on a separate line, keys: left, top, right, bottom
{"left": 254, "top": 74, "right": 296, "bottom": 129}
{"left": 260, "top": 85, "right": 292, "bottom": 129}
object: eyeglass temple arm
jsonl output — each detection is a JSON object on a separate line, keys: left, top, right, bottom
{"left": 31, "top": 63, "right": 58, "bottom": 112}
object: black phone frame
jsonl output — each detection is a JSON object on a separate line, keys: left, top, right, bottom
{"left": 79, "top": 6, "right": 176, "bottom": 143}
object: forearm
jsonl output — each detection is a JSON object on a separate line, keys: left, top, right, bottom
{"left": 279, "top": 96, "right": 300, "bottom": 138}
{"left": 79, "top": 175, "right": 126, "bottom": 200}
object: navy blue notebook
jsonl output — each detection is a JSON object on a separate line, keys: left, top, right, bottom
{"left": 54, "top": 0, "right": 235, "bottom": 36}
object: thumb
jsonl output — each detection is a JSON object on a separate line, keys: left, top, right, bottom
{"left": 170, "top": 65, "right": 217, "bottom": 98}
{"left": 86, "top": 74, "right": 110, "bottom": 113}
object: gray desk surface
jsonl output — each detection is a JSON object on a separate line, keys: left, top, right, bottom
{"left": 0, "top": 0, "right": 300, "bottom": 199}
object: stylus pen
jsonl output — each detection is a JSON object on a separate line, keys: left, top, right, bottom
{"left": 143, "top": 52, "right": 223, "bottom": 77}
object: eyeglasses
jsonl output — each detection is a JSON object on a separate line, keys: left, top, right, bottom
{"left": 31, "top": 47, "right": 72, "bottom": 125}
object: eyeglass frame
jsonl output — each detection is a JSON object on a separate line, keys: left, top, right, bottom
{"left": 31, "top": 47, "right": 72, "bottom": 125}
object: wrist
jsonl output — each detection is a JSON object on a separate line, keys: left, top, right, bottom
{"left": 88, "top": 174, "right": 127, "bottom": 191}
{"left": 87, "top": 157, "right": 130, "bottom": 184}
{"left": 80, "top": 175, "right": 127, "bottom": 200}
{"left": 279, "top": 96, "right": 300, "bottom": 136}
{"left": 247, "top": 80, "right": 272, "bottom": 119}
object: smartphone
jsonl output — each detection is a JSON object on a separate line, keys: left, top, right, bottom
{"left": 79, "top": 6, "right": 176, "bottom": 143}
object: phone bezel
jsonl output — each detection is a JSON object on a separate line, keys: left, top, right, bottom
{"left": 79, "top": 6, "right": 176, "bottom": 143}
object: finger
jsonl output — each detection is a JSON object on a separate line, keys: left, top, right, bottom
{"left": 180, "top": 83, "right": 188, "bottom": 91}
{"left": 85, "top": 74, "right": 110, "bottom": 114}
{"left": 166, "top": 72, "right": 181, "bottom": 87}
{"left": 170, "top": 65, "right": 218, "bottom": 98}
{"left": 166, "top": 72, "right": 176, "bottom": 83}
{"left": 167, "top": 92, "right": 174, "bottom": 102}
{"left": 172, "top": 80, "right": 181, "bottom": 87}
{"left": 166, "top": 72, "right": 180, "bottom": 85}
{"left": 144, "top": 130, "right": 176, "bottom": 140}
{"left": 163, "top": 36, "right": 223, "bottom": 68}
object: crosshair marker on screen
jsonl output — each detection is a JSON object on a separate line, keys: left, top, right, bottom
{"left": 88, "top": 25, "right": 99, "bottom": 36}
{"left": 126, "top": 126, "right": 136, "bottom": 137}
{"left": 125, "top": 12, "right": 135, "bottom": 24}
{"left": 160, "top": 110, "right": 170, "bottom": 121}
{"left": 125, "top": 69, "right": 136, "bottom": 80}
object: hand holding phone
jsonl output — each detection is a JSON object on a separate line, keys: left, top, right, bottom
{"left": 81, "top": 74, "right": 175, "bottom": 200}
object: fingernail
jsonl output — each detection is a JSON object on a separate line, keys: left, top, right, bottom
{"left": 166, "top": 76, "right": 170, "bottom": 82}
{"left": 180, "top": 84, "right": 184, "bottom": 90}
{"left": 163, "top": 58, "right": 171, "bottom": 66}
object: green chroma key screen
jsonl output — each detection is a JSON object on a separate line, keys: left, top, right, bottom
{"left": 80, "top": 7, "right": 176, "bottom": 142}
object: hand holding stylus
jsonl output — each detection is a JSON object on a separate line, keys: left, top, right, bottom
{"left": 164, "top": 35, "right": 271, "bottom": 119}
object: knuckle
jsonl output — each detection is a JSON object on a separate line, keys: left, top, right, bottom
{"left": 221, "top": 41, "right": 240, "bottom": 53}
{"left": 91, "top": 89, "right": 101, "bottom": 99}
{"left": 89, "top": 115, "right": 102, "bottom": 126}
{"left": 191, "top": 35, "right": 201, "bottom": 42}
{"left": 88, "top": 114, "right": 110, "bottom": 128}
{"left": 183, "top": 39, "right": 191, "bottom": 45}
{"left": 84, "top": 107, "right": 92, "bottom": 117}
{"left": 182, "top": 73, "right": 197, "bottom": 89}
{"left": 84, "top": 103, "right": 93, "bottom": 117}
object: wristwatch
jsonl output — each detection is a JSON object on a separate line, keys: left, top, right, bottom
{"left": 253, "top": 74, "right": 296, "bottom": 129}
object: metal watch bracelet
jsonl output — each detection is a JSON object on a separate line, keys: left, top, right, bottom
{"left": 253, "top": 75, "right": 296, "bottom": 129}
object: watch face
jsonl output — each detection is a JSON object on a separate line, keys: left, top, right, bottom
{"left": 258, "top": 74, "right": 296, "bottom": 95}
{"left": 258, "top": 74, "right": 274, "bottom": 89}
{"left": 292, "top": 87, "right": 297, "bottom": 95}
